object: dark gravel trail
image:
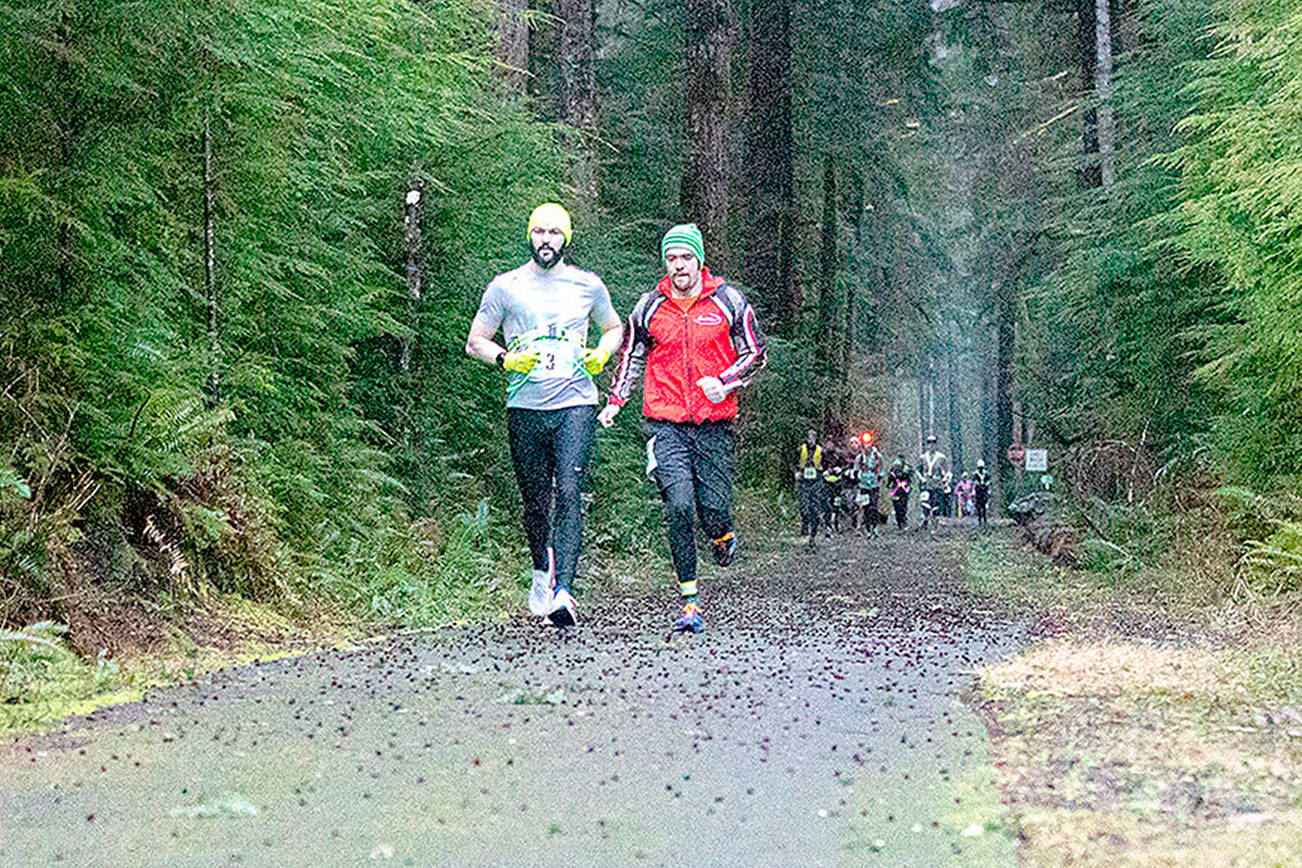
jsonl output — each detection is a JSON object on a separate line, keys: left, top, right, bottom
{"left": 3, "top": 530, "right": 1023, "bottom": 866}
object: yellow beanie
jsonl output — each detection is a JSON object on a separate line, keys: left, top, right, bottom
{"left": 527, "top": 203, "right": 572, "bottom": 246}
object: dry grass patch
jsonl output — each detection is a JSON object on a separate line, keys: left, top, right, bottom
{"left": 981, "top": 639, "right": 1239, "bottom": 702}
{"left": 967, "top": 536, "right": 1302, "bottom": 865}
{"left": 977, "top": 642, "right": 1302, "bottom": 865}
{"left": 1017, "top": 807, "right": 1302, "bottom": 868}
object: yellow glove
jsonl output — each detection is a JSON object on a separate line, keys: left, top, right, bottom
{"left": 582, "top": 347, "right": 611, "bottom": 376}
{"left": 503, "top": 351, "right": 540, "bottom": 374}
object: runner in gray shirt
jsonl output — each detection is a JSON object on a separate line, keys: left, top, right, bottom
{"left": 465, "top": 203, "right": 622, "bottom": 628}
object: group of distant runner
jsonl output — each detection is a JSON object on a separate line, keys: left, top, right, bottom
{"left": 796, "top": 429, "right": 991, "bottom": 547}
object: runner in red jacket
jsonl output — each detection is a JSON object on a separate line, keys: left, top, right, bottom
{"left": 598, "top": 223, "right": 766, "bottom": 633}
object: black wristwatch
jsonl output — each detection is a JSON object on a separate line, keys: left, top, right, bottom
{"left": 495, "top": 350, "right": 507, "bottom": 368}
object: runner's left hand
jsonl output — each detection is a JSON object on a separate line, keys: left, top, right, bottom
{"left": 597, "top": 403, "right": 620, "bottom": 428}
{"left": 696, "top": 376, "right": 728, "bottom": 403}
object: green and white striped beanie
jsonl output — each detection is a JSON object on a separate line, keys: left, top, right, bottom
{"left": 661, "top": 223, "right": 705, "bottom": 265}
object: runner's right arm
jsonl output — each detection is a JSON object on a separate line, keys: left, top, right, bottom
{"left": 581, "top": 278, "right": 624, "bottom": 375}
{"left": 599, "top": 294, "right": 653, "bottom": 426}
{"left": 466, "top": 281, "right": 539, "bottom": 372}
{"left": 465, "top": 280, "right": 506, "bottom": 364}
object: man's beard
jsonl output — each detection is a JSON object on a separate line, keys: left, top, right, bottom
{"left": 531, "top": 242, "right": 565, "bottom": 270}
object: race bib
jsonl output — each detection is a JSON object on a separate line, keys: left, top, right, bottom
{"left": 802, "top": 467, "right": 818, "bottom": 480}
{"left": 856, "top": 493, "right": 872, "bottom": 506}
{"left": 526, "top": 336, "right": 582, "bottom": 381}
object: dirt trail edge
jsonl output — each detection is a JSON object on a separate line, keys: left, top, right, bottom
{"left": 3, "top": 531, "right": 1023, "bottom": 867}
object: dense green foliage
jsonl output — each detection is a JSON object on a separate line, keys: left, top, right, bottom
{"left": 0, "top": 0, "right": 567, "bottom": 629}
{"left": 927, "top": 0, "right": 1302, "bottom": 590}
{"left": 941, "top": 0, "right": 1302, "bottom": 489}
{"left": 1171, "top": 0, "right": 1302, "bottom": 484}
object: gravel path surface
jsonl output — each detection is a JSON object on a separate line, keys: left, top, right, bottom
{"left": 3, "top": 530, "right": 1023, "bottom": 866}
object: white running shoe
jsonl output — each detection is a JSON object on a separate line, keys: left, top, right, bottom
{"left": 528, "top": 549, "right": 555, "bottom": 617}
{"left": 546, "top": 588, "right": 577, "bottom": 628}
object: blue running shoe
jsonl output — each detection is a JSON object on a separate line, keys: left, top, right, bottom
{"left": 673, "top": 600, "right": 703, "bottom": 633}
{"left": 547, "top": 588, "right": 576, "bottom": 628}
{"left": 710, "top": 531, "right": 737, "bottom": 567}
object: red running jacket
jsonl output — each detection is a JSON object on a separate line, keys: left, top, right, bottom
{"left": 608, "top": 269, "right": 767, "bottom": 423}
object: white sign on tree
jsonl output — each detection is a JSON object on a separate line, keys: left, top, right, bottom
{"left": 1024, "top": 449, "right": 1048, "bottom": 472}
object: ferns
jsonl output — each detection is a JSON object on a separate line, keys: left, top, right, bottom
{"left": 1239, "top": 522, "right": 1302, "bottom": 597}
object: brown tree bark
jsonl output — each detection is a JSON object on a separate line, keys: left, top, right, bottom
{"left": 947, "top": 319, "right": 963, "bottom": 471}
{"left": 528, "top": 0, "right": 559, "bottom": 119}
{"left": 1094, "top": 0, "right": 1116, "bottom": 189}
{"left": 744, "top": 0, "right": 797, "bottom": 332}
{"left": 681, "top": 0, "right": 733, "bottom": 268}
{"left": 557, "top": 0, "right": 597, "bottom": 198}
{"left": 494, "top": 0, "right": 529, "bottom": 91}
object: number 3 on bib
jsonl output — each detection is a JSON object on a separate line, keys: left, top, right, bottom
{"left": 527, "top": 338, "right": 577, "bottom": 381}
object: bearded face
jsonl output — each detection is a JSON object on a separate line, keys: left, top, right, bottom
{"left": 530, "top": 226, "right": 567, "bottom": 270}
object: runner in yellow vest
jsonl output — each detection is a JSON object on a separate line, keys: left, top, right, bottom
{"left": 918, "top": 434, "right": 951, "bottom": 531}
{"left": 796, "top": 429, "right": 824, "bottom": 545}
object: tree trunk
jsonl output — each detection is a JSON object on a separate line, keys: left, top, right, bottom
{"left": 840, "top": 168, "right": 865, "bottom": 420}
{"left": 681, "top": 0, "right": 732, "bottom": 268}
{"left": 494, "top": 0, "right": 529, "bottom": 91}
{"left": 928, "top": 357, "right": 937, "bottom": 438}
{"left": 528, "top": 0, "right": 559, "bottom": 120}
{"left": 1094, "top": 0, "right": 1116, "bottom": 189}
{"left": 841, "top": 277, "right": 854, "bottom": 421}
{"left": 203, "top": 101, "right": 219, "bottom": 404}
{"left": 983, "top": 319, "right": 998, "bottom": 479}
{"left": 817, "top": 156, "right": 839, "bottom": 429}
{"left": 556, "top": 0, "right": 597, "bottom": 199}
{"left": 995, "top": 279, "right": 1015, "bottom": 499}
{"left": 744, "top": 0, "right": 797, "bottom": 332}
{"left": 817, "top": 158, "right": 837, "bottom": 343}
{"left": 917, "top": 370, "right": 927, "bottom": 455}
{"left": 947, "top": 319, "right": 963, "bottom": 471}
{"left": 1075, "top": 0, "right": 1101, "bottom": 189}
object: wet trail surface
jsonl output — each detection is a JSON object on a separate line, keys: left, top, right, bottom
{"left": 3, "top": 531, "right": 1024, "bottom": 866}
